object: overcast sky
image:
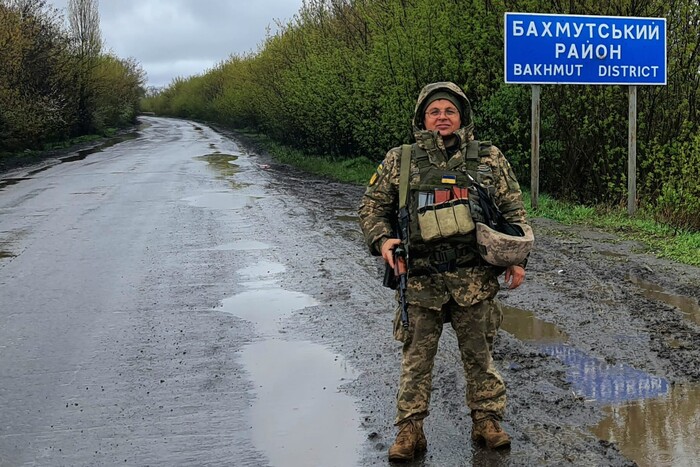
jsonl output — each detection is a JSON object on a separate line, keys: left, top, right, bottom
{"left": 49, "top": 0, "right": 303, "bottom": 88}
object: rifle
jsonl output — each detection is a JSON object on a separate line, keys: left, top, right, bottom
{"left": 380, "top": 143, "right": 412, "bottom": 327}
{"left": 393, "top": 244, "right": 409, "bottom": 329}
{"left": 381, "top": 205, "right": 411, "bottom": 290}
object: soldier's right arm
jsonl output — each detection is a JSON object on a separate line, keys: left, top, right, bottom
{"left": 358, "top": 148, "right": 401, "bottom": 256}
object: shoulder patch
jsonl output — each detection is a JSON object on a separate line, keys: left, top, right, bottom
{"left": 369, "top": 162, "right": 383, "bottom": 186}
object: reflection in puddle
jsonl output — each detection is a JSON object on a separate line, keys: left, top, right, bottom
{"left": 219, "top": 260, "right": 362, "bottom": 466}
{"left": 628, "top": 275, "right": 700, "bottom": 326}
{"left": 500, "top": 304, "right": 698, "bottom": 467}
{"left": 501, "top": 305, "right": 568, "bottom": 343}
{"left": 241, "top": 340, "right": 362, "bottom": 467}
{"left": 194, "top": 153, "right": 244, "bottom": 188}
{"left": 541, "top": 345, "right": 669, "bottom": 402}
{"left": 591, "top": 384, "right": 700, "bottom": 467}
{"left": 183, "top": 192, "right": 256, "bottom": 210}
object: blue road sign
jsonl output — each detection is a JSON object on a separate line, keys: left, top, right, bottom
{"left": 504, "top": 12, "right": 666, "bottom": 85}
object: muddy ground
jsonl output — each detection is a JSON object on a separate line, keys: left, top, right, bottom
{"left": 3, "top": 120, "right": 698, "bottom": 466}
{"left": 230, "top": 130, "right": 700, "bottom": 467}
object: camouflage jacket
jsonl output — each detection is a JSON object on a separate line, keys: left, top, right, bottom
{"left": 358, "top": 84, "right": 528, "bottom": 310}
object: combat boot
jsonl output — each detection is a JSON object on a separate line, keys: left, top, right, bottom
{"left": 388, "top": 418, "right": 427, "bottom": 461}
{"left": 471, "top": 417, "right": 511, "bottom": 449}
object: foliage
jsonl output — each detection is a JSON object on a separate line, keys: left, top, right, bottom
{"left": 643, "top": 129, "right": 700, "bottom": 231}
{"left": 0, "top": 0, "right": 145, "bottom": 155}
{"left": 142, "top": 0, "right": 700, "bottom": 232}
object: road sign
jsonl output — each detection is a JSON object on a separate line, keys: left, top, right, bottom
{"left": 504, "top": 12, "right": 666, "bottom": 85}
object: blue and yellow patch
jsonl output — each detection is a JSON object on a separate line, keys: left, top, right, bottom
{"left": 441, "top": 174, "right": 457, "bottom": 184}
{"left": 369, "top": 162, "right": 383, "bottom": 186}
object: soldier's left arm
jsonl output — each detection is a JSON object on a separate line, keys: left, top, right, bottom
{"left": 490, "top": 146, "right": 528, "bottom": 225}
{"left": 490, "top": 146, "right": 530, "bottom": 273}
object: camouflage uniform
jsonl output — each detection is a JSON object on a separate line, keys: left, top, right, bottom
{"left": 358, "top": 82, "right": 528, "bottom": 425}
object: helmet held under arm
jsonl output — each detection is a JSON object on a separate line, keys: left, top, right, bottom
{"left": 475, "top": 222, "right": 534, "bottom": 267}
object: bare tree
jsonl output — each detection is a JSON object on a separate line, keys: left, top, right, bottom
{"left": 67, "top": 0, "right": 101, "bottom": 134}
{"left": 68, "top": 0, "right": 101, "bottom": 58}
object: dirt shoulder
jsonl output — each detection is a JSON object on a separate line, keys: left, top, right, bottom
{"left": 0, "top": 125, "right": 142, "bottom": 179}
{"left": 230, "top": 129, "right": 700, "bottom": 466}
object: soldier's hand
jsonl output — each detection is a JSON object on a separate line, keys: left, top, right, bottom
{"left": 504, "top": 265, "right": 525, "bottom": 289}
{"left": 381, "top": 238, "right": 402, "bottom": 269}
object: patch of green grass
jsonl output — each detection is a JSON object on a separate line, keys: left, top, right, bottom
{"left": 525, "top": 191, "right": 700, "bottom": 266}
{"left": 237, "top": 131, "right": 376, "bottom": 185}
{"left": 242, "top": 133, "right": 700, "bottom": 267}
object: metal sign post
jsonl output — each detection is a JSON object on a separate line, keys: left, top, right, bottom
{"left": 504, "top": 12, "right": 667, "bottom": 212}
{"left": 531, "top": 85, "right": 540, "bottom": 210}
{"left": 628, "top": 85, "right": 637, "bottom": 215}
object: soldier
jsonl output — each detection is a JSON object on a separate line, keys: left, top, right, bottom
{"left": 358, "top": 82, "right": 533, "bottom": 461}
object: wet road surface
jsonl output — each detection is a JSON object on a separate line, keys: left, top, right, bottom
{"left": 0, "top": 118, "right": 362, "bottom": 466}
{"left": 1, "top": 117, "right": 699, "bottom": 466}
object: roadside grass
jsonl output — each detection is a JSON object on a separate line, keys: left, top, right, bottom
{"left": 526, "top": 192, "right": 700, "bottom": 266}
{"left": 0, "top": 132, "right": 112, "bottom": 161}
{"left": 236, "top": 130, "right": 376, "bottom": 185}
{"left": 236, "top": 130, "right": 700, "bottom": 267}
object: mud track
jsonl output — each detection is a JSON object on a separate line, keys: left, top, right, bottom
{"left": 233, "top": 131, "right": 700, "bottom": 467}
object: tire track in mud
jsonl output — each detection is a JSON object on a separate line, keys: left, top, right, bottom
{"left": 524, "top": 219, "right": 700, "bottom": 383}
{"left": 232, "top": 144, "right": 636, "bottom": 466}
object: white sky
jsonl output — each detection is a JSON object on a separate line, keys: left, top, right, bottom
{"left": 49, "top": 0, "right": 303, "bottom": 88}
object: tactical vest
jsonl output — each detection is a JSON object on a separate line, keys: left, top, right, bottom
{"left": 399, "top": 140, "right": 495, "bottom": 273}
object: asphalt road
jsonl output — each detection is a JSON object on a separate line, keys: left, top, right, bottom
{"left": 2, "top": 117, "right": 698, "bottom": 467}
{"left": 0, "top": 117, "right": 366, "bottom": 466}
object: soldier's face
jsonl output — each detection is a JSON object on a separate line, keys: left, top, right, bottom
{"left": 423, "top": 99, "right": 461, "bottom": 136}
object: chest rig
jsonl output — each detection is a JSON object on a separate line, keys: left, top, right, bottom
{"left": 399, "top": 139, "right": 495, "bottom": 274}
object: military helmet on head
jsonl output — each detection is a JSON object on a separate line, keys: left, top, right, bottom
{"left": 475, "top": 222, "right": 534, "bottom": 267}
{"left": 413, "top": 81, "right": 473, "bottom": 131}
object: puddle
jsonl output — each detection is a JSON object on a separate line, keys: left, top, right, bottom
{"left": 25, "top": 166, "right": 52, "bottom": 176}
{"left": 0, "top": 177, "right": 32, "bottom": 190}
{"left": 220, "top": 288, "right": 318, "bottom": 334}
{"left": 219, "top": 260, "right": 362, "bottom": 466}
{"left": 500, "top": 305, "right": 698, "bottom": 466}
{"left": 241, "top": 339, "right": 362, "bottom": 467}
{"left": 207, "top": 240, "right": 271, "bottom": 251}
{"left": 0, "top": 134, "right": 139, "bottom": 190}
{"left": 628, "top": 275, "right": 700, "bottom": 326}
{"left": 591, "top": 384, "right": 700, "bottom": 467}
{"left": 194, "top": 154, "right": 243, "bottom": 188}
{"left": 542, "top": 345, "right": 670, "bottom": 402}
{"left": 501, "top": 305, "right": 568, "bottom": 343}
{"left": 183, "top": 192, "right": 258, "bottom": 210}
{"left": 59, "top": 134, "right": 138, "bottom": 163}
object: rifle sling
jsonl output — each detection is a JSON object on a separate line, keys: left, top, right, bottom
{"left": 399, "top": 144, "right": 411, "bottom": 210}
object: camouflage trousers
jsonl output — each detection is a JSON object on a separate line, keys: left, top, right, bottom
{"left": 393, "top": 298, "right": 506, "bottom": 424}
